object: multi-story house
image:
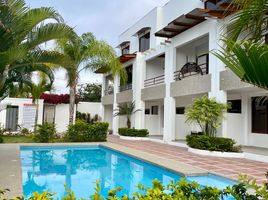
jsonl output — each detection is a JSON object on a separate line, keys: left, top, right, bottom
{"left": 100, "top": 0, "right": 268, "bottom": 148}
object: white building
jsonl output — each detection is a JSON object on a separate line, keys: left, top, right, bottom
{"left": 100, "top": 0, "right": 268, "bottom": 148}
{"left": 0, "top": 98, "right": 101, "bottom": 133}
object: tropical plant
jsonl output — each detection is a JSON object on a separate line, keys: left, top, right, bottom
{"left": 114, "top": 101, "right": 141, "bottom": 128}
{"left": 214, "top": 39, "right": 268, "bottom": 89}
{"left": 0, "top": 0, "right": 74, "bottom": 101}
{"left": 56, "top": 32, "right": 127, "bottom": 125}
{"left": 34, "top": 122, "right": 56, "bottom": 143}
{"left": 213, "top": 0, "right": 268, "bottom": 89}
{"left": 25, "top": 74, "right": 53, "bottom": 132}
{"left": 226, "top": 0, "right": 268, "bottom": 42}
{"left": 1, "top": 173, "right": 268, "bottom": 199}
{"left": 185, "top": 96, "right": 229, "bottom": 137}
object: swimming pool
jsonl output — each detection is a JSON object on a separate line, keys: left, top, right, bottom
{"left": 20, "top": 145, "right": 236, "bottom": 199}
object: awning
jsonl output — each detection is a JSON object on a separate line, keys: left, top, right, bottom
{"left": 155, "top": 8, "right": 207, "bottom": 38}
{"left": 155, "top": 1, "right": 236, "bottom": 38}
{"left": 116, "top": 41, "right": 130, "bottom": 48}
{"left": 119, "top": 53, "right": 136, "bottom": 63}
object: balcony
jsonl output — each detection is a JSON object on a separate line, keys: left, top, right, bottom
{"left": 116, "top": 83, "right": 133, "bottom": 104}
{"left": 144, "top": 75, "right": 165, "bottom": 87}
{"left": 174, "top": 54, "right": 208, "bottom": 81}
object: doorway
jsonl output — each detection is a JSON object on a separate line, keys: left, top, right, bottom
{"left": 5, "top": 105, "right": 19, "bottom": 131}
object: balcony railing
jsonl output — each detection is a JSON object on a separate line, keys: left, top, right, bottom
{"left": 119, "top": 83, "right": 132, "bottom": 92}
{"left": 104, "top": 87, "right": 114, "bottom": 95}
{"left": 174, "top": 54, "right": 209, "bottom": 81}
{"left": 174, "top": 62, "right": 208, "bottom": 81}
{"left": 144, "top": 75, "right": 165, "bottom": 87}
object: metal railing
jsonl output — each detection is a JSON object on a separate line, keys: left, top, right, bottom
{"left": 119, "top": 83, "right": 132, "bottom": 92}
{"left": 144, "top": 75, "right": 165, "bottom": 87}
{"left": 174, "top": 63, "right": 208, "bottom": 81}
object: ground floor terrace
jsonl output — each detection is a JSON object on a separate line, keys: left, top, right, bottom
{"left": 0, "top": 135, "right": 267, "bottom": 198}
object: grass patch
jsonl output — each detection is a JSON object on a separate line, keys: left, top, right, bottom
{"left": 2, "top": 135, "right": 35, "bottom": 143}
{"left": 2, "top": 135, "right": 68, "bottom": 143}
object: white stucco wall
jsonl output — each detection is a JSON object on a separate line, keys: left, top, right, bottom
{"left": 0, "top": 98, "right": 43, "bottom": 131}
{"left": 76, "top": 102, "right": 101, "bottom": 117}
{"left": 226, "top": 113, "right": 245, "bottom": 145}
{"left": 175, "top": 115, "right": 191, "bottom": 140}
{"left": 146, "top": 57, "right": 165, "bottom": 80}
{"left": 144, "top": 101, "right": 164, "bottom": 135}
{"left": 103, "top": 105, "right": 113, "bottom": 129}
{"left": 54, "top": 104, "right": 75, "bottom": 133}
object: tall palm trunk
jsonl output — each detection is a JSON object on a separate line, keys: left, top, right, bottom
{"left": 69, "top": 84, "right": 76, "bottom": 125}
{"left": 127, "top": 116, "right": 131, "bottom": 128}
{"left": 33, "top": 99, "right": 39, "bottom": 133}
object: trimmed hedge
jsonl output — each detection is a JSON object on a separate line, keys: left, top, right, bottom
{"left": 66, "top": 120, "right": 109, "bottom": 142}
{"left": 118, "top": 128, "right": 149, "bottom": 137}
{"left": 186, "top": 135, "right": 241, "bottom": 152}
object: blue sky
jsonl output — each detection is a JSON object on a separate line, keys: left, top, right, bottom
{"left": 25, "top": 0, "right": 169, "bottom": 93}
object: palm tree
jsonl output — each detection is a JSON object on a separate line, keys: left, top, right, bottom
{"left": 56, "top": 32, "right": 127, "bottom": 125}
{"left": 0, "top": 0, "right": 74, "bottom": 100}
{"left": 114, "top": 101, "right": 141, "bottom": 128}
{"left": 213, "top": 0, "right": 268, "bottom": 89}
{"left": 25, "top": 74, "right": 53, "bottom": 132}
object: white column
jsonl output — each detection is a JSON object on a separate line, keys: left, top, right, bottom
{"left": 163, "top": 46, "right": 176, "bottom": 142}
{"left": 242, "top": 93, "right": 249, "bottom": 145}
{"left": 133, "top": 53, "right": 145, "bottom": 129}
{"left": 112, "top": 75, "right": 120, "bottom": 134}
{"left": 208, "top": 20, "right": 227, "bottom": 137}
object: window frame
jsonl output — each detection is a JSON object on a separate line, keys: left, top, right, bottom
{"left": 139, "top": 32, "right": 150, "bottom": 52}
{"left": 151, "top": 106, "right": 158, "bottom": 115}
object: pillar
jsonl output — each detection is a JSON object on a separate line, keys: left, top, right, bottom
{"left": 163, "top": 46, "right": 176, "bottom": 142}
{"left": 112, "top": 75, "right": 120, "bottom": 135}
{"left": 133, "top": 53, "right": 145, "bottom": 129}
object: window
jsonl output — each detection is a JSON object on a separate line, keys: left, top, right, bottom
{"left": 176, "top": 107, "right": 185, "bottom": 114}
{"left": 121, "top": 45, "right": 129, "bottom": 55}
{"left": 139, "top": 32, "right": 150, "bottom": 52}
{"left": 252, "top": 96, "right": 268, "bottom": 134}
{"left": 151, "top": 106, "right": 158, "bottom": 115}
{"left": 145, "top": 108, "right": 150, "bottom": 115}
{"left": 227, "top": 100, "right": 242, "bottom": 113}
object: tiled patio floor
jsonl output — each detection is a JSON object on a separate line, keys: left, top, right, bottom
{"left": 108, "top": 135, "right": 268, "bottom": 185}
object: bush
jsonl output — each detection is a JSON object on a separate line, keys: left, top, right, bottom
{"left": 118, "top": 128, "right": 149, "bottom": 137}
{"left": 20, "top": 127, "right": 30, "bottom": 135}
{"left": 65, "top": 120, "right": 109, "bottom": 142}
{"left": 186, "top": 135, "right": 241, "bottom": 152}
{"left": 0, "top": 125, "right": 4, "bottom": 143}
{"left": 34, "top": 123, "right": 56, "bottom": 143}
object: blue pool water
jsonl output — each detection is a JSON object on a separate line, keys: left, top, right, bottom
{"left": 20, "top": 145, "right": 236, "bottom": 199}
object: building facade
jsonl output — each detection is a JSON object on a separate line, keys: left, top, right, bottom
{"left": 101, "top": 0, "right": 268, "bottom": 148}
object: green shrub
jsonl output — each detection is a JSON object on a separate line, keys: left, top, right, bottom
{"left": 20, "top": 127, "right": 30, "bottom": 135}
{"left": 34, "top": 123, "right": 56, "bottom": 143}
{"left": 65, "top": 120, "right": 109, "bottom": 142}
{"left": 186, "top": 135, "right": 241, "bottom": 152}
{"left": 118, "top": 128, "right": 149, "bottom": 137}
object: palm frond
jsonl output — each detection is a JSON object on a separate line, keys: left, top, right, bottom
{"left": 213, "top": 39, "right": 268, "bottom": 89}
{"left": 227, "top": 0, "right": 268, "bottom": 42}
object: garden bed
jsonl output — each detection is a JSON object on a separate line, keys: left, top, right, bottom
{"left": 188, "top": 147, "right": 244, "bottom": 158}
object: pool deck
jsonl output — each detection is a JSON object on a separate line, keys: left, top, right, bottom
{"left": 0, "top": 137, "right": 267, "bottom": 198}
{"left": 108, "top": 135, "right": 268, "bottom": 185}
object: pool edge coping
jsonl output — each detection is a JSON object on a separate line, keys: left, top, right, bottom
{"left": 0, "top": 142, "right": 240, "bottom": 198}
